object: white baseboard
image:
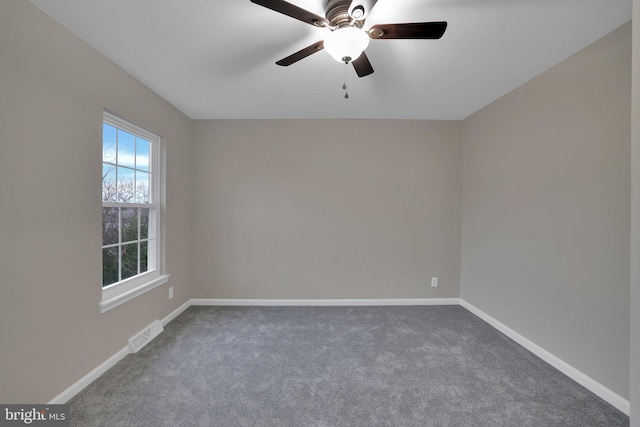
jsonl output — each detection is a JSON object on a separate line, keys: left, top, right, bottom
{"left": 48, "top": 346, "right": 129, "bottom": 404}
{"left": 161, "top": 300, "right": 192, "bottom": 326}
{"left": 49, "top": 300, "right": 192, "bottom": 404}
{"left": 459, "top": 299, "right": 630, "bottom": 416}
{"left": 190, "top": 298, "right": 461, "bottom": 306}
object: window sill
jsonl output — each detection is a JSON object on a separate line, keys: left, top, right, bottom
{"left": 99, "top": 274, "right": 170, "bottom": 313}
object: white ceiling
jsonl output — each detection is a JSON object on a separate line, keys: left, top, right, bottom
{"left": 31, "top": 0, "right": 631, "bottom": 120}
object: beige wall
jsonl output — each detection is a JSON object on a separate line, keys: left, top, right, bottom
{"left": 192, "top": 120, "right": 461, "bottom": 299}
{"left": 0, "top": 2, "right": 193, "bottom": 403}
{"left": 460, "top": 23, "right": 631, "bottom": 398}
{"left": 630, "top": 2, "right": 639, "bottom": 425}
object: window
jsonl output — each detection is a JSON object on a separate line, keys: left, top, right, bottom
{"left": 100, "top": 112, "right": 168, "bottom": 313}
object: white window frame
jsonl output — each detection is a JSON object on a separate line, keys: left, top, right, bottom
{"left": 100, "top": 111, "right": 168, "bottom": 313}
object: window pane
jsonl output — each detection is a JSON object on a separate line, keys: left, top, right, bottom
{"left": 117, "top": 129, "right": 135, "bottom": 168}
{"left": 103, "top": 124, "right": 117, "bottom": 163}
{"left": 117, "top": 167, "right": 135, "bottom": 203}
{"left": 140, "top": 208, "right": 149, "bottom": 239}
{"left": 102, "top": 207, "right": 119, "bottom": 246}
{"left": 136, "top": 138, "right": 150, "bottom": 172}
{"left": 102, "top": 164, "right": 117, "bottom": 202}
{"left": 121, "top": 208, "right": 138, "bottom": 243}
{"left": 136, "top": 171, "right": 150, "bottom": 203}
{"left": 140, "top": 241, "right": 148, "bottom": 274}
{"left": 102, "top": 247, "right": 119, "bottom": 287}
{"left": 102, "top": 113, "right": 160, "bottom": 292}
{"left": 121, "top": 243, "right": 138, "bottom": 280}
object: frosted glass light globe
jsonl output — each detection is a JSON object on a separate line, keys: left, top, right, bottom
{"left": 324, "top": 27, "right": 370, "bottom": 63}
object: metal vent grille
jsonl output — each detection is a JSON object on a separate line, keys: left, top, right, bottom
{"left": 128, "top": 320, "right": 164, "bottom": 353}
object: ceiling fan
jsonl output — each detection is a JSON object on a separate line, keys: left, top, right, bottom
{"left": 250, "top": 0, "right": 448, "bottom": 77}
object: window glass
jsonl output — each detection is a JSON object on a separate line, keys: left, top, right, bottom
{"left": 102, "top": 114, "right": 159, "bottom": 290}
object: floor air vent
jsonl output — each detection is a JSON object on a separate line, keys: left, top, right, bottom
{"left": 128, "top": 320, "right": 164, "bottom": 353}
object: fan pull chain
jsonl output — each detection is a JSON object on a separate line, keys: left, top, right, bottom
{"left": 343, "top": 62, "right": 349, "bottom": 99}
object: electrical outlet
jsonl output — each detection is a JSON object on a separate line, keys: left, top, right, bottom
{"left": 169, "top": 287, "right": 174, "bottom": 299}
{"left": 431, "top": 277, "right": 438, "bottom": 288}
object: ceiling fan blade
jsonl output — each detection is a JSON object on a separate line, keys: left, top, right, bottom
{"left": 352, "top": 52, "right": 374, "bottom": 77}
{"left": 368, "top": 22, "right": 447, "bottom": 39}
{"left": 250, "top": 0, "right": 330, "bottom": 27}
{"left": 276, "top": 41, "right": 324, "bottom": 66}
{"left": 348, "top": 0, "right": 379, "bottom": 21}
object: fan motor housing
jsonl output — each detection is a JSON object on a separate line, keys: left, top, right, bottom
{"left": 326, "top": 0, "right": 363, "bottom": 28}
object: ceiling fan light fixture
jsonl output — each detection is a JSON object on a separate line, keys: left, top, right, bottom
{"left": 323, "top": 27, "right": 370, "bottom": 63}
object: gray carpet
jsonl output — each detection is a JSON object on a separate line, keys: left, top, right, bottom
{"left": 69, "top": 306, "right": 629, "bottom": 426}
